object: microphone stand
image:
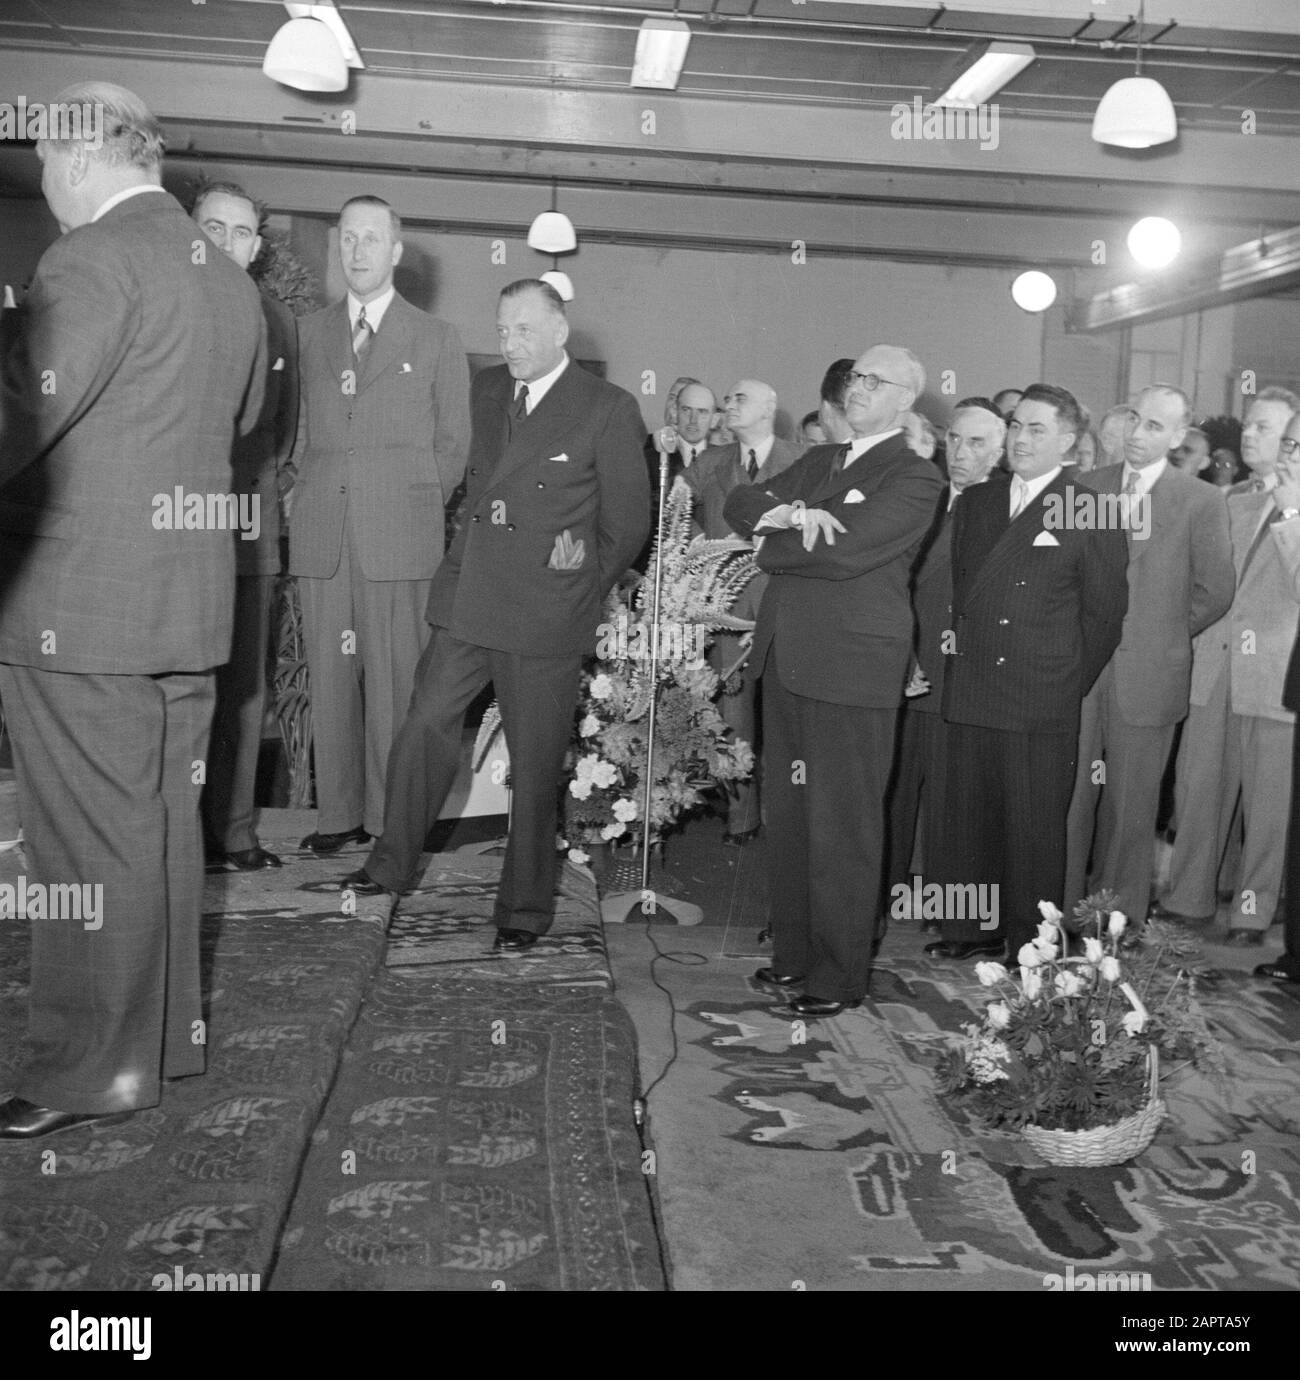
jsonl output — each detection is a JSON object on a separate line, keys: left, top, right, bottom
{"left": 601, "top": 429, "right": 703, "bottom": 928}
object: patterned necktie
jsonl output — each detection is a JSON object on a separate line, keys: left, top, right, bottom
{"left": 746, "top": 447, "right": 758, "bottom": 480}
{"left": 512, "top": 383, "right": 530, "bottom": 421}
{"left": 351, "top": 304, "right": 371, "bottom": 361}
{"left": 1123, "top": 471, "right": 1141, "bottom": 498}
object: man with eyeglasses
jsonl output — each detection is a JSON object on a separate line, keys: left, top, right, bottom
{"left": 1155, "top": 389, "right": 1300, "bottom": 946}
{"left": 724, "top": 346, "right": 944, "bottom": 1017}
{"left": 925, "top": 384, "right": 1129, "bottom": 965}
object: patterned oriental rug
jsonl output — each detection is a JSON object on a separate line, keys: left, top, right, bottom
{"left": 621, "top": 941, "right": 1300, "bottom": 1292}
{"left": 0, "top": 833, "right": 665, "bottom": 1292}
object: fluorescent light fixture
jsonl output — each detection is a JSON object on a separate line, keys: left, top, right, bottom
{"left": 937, "top": 42, "right": 1034, "bottom": 109}
{"left": 631, "top": 18, "right": 692, "bottom": 91}
{"left": 264, "top": 2, "right": 364, "bottom": 93}
{"left": 1092, "top": 76, "right": 1177, "bottom": 148}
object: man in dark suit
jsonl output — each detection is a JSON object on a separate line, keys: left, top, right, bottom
{"left": 887, "top": 398, "right": 1005, "bottom": 926}
{"left": 289, "top": 196, "right": 470, "bottom": 855}
{"left": 724, "top": 345, "right": 944, "bottom": 1016}
{"left": 926, "top": 384, "right": 1129, "bottom": 964}
{"left": 192, "top": 179, "right": 300, "bottom": 872}
{"left": 1065, "top": 385, "right": 1234, "bottom": 925}
{"left": 0, "top": 82, "right": 265, "bottom": 1138}
{"left": 342, "top": 280, "right": 649, "bottom": 948}
{"left": 683, "top": 378, "right": 797, "bottom": 842}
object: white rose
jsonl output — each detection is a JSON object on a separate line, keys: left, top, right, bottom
{"left": 600, "top": 821, "right": 626, "bottom": 841}
{"left": 1017, "top": 944, "right": 1042, "bottom": 969}
{"left": 975, "top": 961, "right": 1009, "bottom": 987}
{"left": 1122, "top": 1010, "right": 1147, "bottom": 1037}
{"left": 612, "top": 796, "right": 639, "bottom": 823}
{"left": 1108, "top": 910, "right": 1128, "bottom": 937}
{"left": 590, "top": 760, "right": 618, "bottom": 789}
{"left": 579, "top": 714, "right": 602, "bottom": 738}
{"left": 1037, "top": 900, "right": 1064, "bottom": 924}
{"left": 986, "top": 1001, "right": 1011, "bottom": 1030}
{"left": 568, "top": 848, "right": 590, "bottom": 866}
{"left": 589, "top": 674, "right": 614, "bottom": 700}
{"left": 1021, "top": 967, "right": 1043, "bottom": 1000}
{"left": 1083, "top": 937, "right": 1105, "bottom": 964}
{"left": 1099, "top": 956, "right": 1121, "bottom": 983}
{"left": 569, "top": 779, "right": 593, "bottom": 801}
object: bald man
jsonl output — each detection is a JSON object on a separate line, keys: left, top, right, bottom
{"left": 683, "top": 379, "right": 797, "bottom": 841}
{"left": 725, "top": 347, "right": 944, "bottom": 1015}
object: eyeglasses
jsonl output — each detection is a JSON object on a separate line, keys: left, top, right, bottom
{"left": 848, "top": 371, "right": 908, "bottom": 392}
{"left": 1279, "top": 437, "right": 1300, "bottom": 455}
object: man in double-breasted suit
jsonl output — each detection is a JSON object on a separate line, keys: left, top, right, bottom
{"left": 289, "top": 196, "right": 470, "bottom": 854}
{"left": 1159, "top": 391, "right": 1300, "bottom": 943}
{"left": 927, "top": 384, "right": 1129, "bottom": 963}
{"left": 344, "top": 280, "right": 649, "bottom": 948}
{"left": 887, "top": 398, "right": 1005, "bottom": 911}
{"left": 0, "top": 83, "right": 265, "bottom": 1138}
{"left": 192, "top": 180, "right": 300, "bottom": 872}
{"left": 683, "top": 378, "right": 797, "bottom": 841}
{"left": 1064, "top": 385, "right": 1234, "bottom": 926}
{"left": 724, "top": 345, "right": 944, "bottom": 1016}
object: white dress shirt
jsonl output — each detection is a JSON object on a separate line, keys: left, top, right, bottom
{"left": 1010, "top": 465, "right": 1061, "bottom": 518}
{"left": 1120, "top": 457, "right": 1167, "bottom": 496}
{"left": 348, "top": 285, "right": 396, "bottom": 334}
{"left": 515, "top": 352, "right": 569, "bottom": 413}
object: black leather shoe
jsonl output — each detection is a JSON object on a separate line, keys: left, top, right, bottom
{"left": 340, "top": 868, "right": 387, "bottom": 896}
{"left": 1225, "top": 928, "right": 1265, "bottom": 947}
{"left": 0, "top": 1096, "right": 134, "bottom": 1140}
{"left": 300, "top": 827, "right": 370, "bottom": 854}
{"left": 1254, "top": 959, "right": 1300, "bottom": 982}
{"left": 1148, "top": 901, "right": 1214, "bottom": 925}
{"left": 722, "top": 825, "right": 761, "bottom": 846}
{"left": 754, "top": 966, "right": 804, "bottom": 987}
{"left": 924, "top": 938, "right": 1005, "bottom": 961}
{"left": 224, "top": 846, "right": 282, "bottom": 870}
{"left": 493, "top": 928, "right": 539, "bottom": 951}
{"left": 786, "top": 994, "right": 862, "bottom": 1018}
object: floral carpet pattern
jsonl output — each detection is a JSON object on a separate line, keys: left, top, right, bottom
{"left": 645, "top": 954, "right": 1300, "bottom": 1291}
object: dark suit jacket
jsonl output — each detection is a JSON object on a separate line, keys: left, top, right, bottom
{"left": 908, "top": 474, "right": 1008, "bottom": 715}
{"left": 943, "top": 469, "right": 1129, "bottom": 734}
{"left": 0, "top": 189, "right": 266, "bottom": 673}
{"left": 724, "top": 433, "right": 945, "bottom": 708}
{"left": 288, "top": 291, "right": 470, "bottom": 581}
{"left": 1080, "top": 462, "right": 1233, "bottom": 727}
{"left": 234, "top": 290, "right": 298, "bottom": 576}
{"left": 427, "top": 359, "right": 650, "bottom": 657}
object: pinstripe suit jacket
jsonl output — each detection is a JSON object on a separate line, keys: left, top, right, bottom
{"left": 0, "top": 190, "right": 266, "bottom": 673}
{"left": 287, "top": 292, "right": 470, "bottom": 581}
{"left": 943, "top": 470, "right": 1129, "bottom": 734}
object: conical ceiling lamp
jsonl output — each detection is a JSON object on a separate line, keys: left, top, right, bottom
{"left": 263, "top": 17, "right": 348, "bottom": 92}
{"left": 527, "top": 180, "right": 577, "bottom": 255}
{"left": 1092, "top": 1, "right": 1176, "bottom": 148}
{"left": 540, "top": 270, "right": 575, "bottom": 302}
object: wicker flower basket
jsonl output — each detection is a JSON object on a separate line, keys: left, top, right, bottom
{"left": 1021, "top": 1046, "right": 1165, "bottom": 1167}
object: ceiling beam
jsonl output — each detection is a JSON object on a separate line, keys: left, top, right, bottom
{"left": 1069, "top": 224, "right": 1300, "bottom": 330}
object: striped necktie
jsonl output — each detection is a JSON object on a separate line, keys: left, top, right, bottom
{"left": 351, "top": 305, "right": 371, "bottom": 361}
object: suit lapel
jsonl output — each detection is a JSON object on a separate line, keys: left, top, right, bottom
{"left": 963, "top": 470, "right": 1066, "bottom": 605}
{"left": 355, "top": 294, "right": 413, "bottom": 395}
{"left": 325, "top": 300, "right": 352, "bottom": 393}
{"left": 809, "top": 434, "right": 909, "bottom": 506}
{"left": 486, "top": 360, "right": 588, "bottom": 490}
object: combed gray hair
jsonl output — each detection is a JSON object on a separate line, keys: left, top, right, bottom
{"left": 47, "top": 82, "right": 164, "bottom": 169}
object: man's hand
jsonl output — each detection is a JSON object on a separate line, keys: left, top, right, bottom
{"left": 549, "top": 528, "right": 586, "bottom": 570}
{"left": 904, "top": 666, "right": 931, "bottom": 698}
{"left": 796, "top": 506, "right": 846, "bottom": 551}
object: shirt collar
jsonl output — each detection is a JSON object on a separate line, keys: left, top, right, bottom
{"left": 348, "top": 285, "right": 396, "bottom": 333}
{"left": 737, "top": 434, "right": 776, "bottom": 470}
{"left": 1122, "top": 457, "right": 1167, "bottom": 495}
{"left": 91, "top": 183, "right": 167, "bottom": 223}
{"left": 515, "top": 351, "right": 569, "bottom": 412}
{"left": 844, "top": 427, "right": 903, "bottom": 468}
{"left": 1013, "top": 466, "right": 1062, "bottom": 505}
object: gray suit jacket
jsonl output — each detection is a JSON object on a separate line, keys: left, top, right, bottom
{"left": 0, "top": 189, "right": 266, "bottom": 673}
{"left": 1190, "top": 482, "right": 1300, "bottom": 723}
{"left": 1081, "top": 463, "right": 1234, "bottom": 727}
{"left": 287, "top": 292, "right": 470, "bottom": 581}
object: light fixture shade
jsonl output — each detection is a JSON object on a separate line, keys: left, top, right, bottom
{"left": 937, "top": 42, "right": 1035, "bottom": 109}
{"left": 1091, "top": 76, "right": 1177, "bottom": 148}
{"left": 527, "top": 211, "right": 577, "bottom": 255}
{"left": 1011, "top": 270, "right": 1057, "bottom": 313}
{"left": 631, "top": 18, "right": 691, "bottom": 90}
{"left": 540, "top": 270, "right": 575, "bottom": 302}
{"left": 1127, "top": 216, "right": 1182, "bottom": 269}
{"left": 263, "top": 17, "right": 348, "bottom": 92}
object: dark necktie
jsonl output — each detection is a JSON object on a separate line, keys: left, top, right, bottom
{"left": 351, "top": 305, "right": 371, "bottom": 361}
{"left": 828, "top": 443, "right": 850, "bottom": 483}
{"left": 512, "top": 383, "right": 530, "bottom": 420}
{"left": 745, "top": 447, "right": 758, "bottom": 480}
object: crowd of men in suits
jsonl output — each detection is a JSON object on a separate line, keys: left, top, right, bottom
{"left": 2, "top": 79, "right": 1299, "bottom": 1140}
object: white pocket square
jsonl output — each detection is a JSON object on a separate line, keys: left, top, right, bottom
{"left": 272, "top": 356, "right": 285, "bottom": 372}
{"left": 549, "top": 452, "right": 569, "bottom": 463}
{"left": 1033, "top": 530, "right": 1060, "bottom": 547}
{"left": 844, "top": 488, "right": 866, "bottom": 504}
{"left": 400, "top": 362, "right": 413, "bottom": 373}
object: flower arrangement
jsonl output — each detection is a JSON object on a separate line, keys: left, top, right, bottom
{"left": 937, "top": 891, "right": 1223, "bottom": 1134}
{"left": 475, "top": 479, "right": 760, "bottom": 864}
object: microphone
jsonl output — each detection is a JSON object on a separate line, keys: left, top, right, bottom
{"left": 654, "top": 425, "right": 678, "bottom": 455}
